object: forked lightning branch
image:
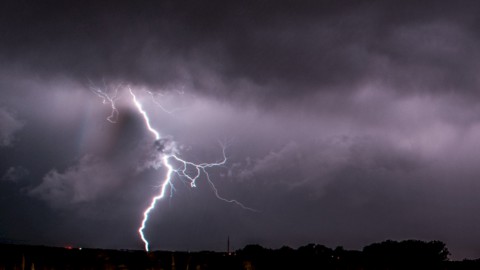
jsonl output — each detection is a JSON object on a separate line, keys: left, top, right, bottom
{"left": 91, "top": 84, "right": 254, "bottom": 252}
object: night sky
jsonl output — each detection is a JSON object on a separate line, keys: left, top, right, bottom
{"left": 1, "top": 0, "right": 480, "bottom": 260}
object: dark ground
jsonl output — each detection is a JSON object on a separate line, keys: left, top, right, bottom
{"left": 1, "top": 240, "right": 480, "bottom": 270}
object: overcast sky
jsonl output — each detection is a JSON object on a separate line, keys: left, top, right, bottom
{"left": 2, "top": 0, "right": 480, "bottom": 260}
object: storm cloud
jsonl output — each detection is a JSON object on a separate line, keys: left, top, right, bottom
{"left": 1, "top": 0, "right": 480, "bottom": 260}
{"left": 1, "top": 1, "right": 479, "bottom": 100}
{"left": 0, "top": 107, "right": 23, "bottom": 147}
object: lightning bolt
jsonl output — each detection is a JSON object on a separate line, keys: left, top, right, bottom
{"left": 130, "top": 88, "right": 161, "bottom": 140}
{"left": 92, "top": 84, "right": 255, "bottom": 252}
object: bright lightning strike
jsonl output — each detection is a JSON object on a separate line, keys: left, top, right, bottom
{"left": 138, "top": 155, "right": 173, "bottom": 251}
{"left": 130, "top": 88, "right": 161, "bottom": 140}
{"left": 92, "top": 84, "right": 255, "bottom": 252}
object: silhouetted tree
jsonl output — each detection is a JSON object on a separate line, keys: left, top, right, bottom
{"left": 296, "top": 243, "right": 334, "bottom": 269}
{"left": 334, "top": 246, "right": 363, "bottom": 270}
{"left": 363, "top": 240, "right": 449, "bottom": 269}
{"left": 237, "top": 244, "right": 271, "bottom": 269}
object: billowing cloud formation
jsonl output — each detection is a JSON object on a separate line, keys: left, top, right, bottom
{"left": 0, "top": 0, "right": 479, "bottom": 103}
{"left": 30, "top": 155, "right": 122, "bottom": 207}
{"left": 2, "top": 166, "right": 29, "bottom": 183}
{"left": 0, "top": 107, "right": 23, "bottom": 147}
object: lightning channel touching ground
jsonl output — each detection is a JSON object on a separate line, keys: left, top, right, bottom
{"left": 93, "top": 85, "right": 254, "bottom": 252}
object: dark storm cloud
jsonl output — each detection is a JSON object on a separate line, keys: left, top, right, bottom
{"left": 30, "top": 155, "right": 126, "bottom": 207}
{"left": 0, "top": 107, "right": 23, "bottom": 147}
{"left": 2, "top": 0, "right": 480, "bottom": 102}
{"left": 1, "top": 166, "right": 29, "bottom": 183}
{"left": 3, "top": 0, "right": 480, "bottom": 260}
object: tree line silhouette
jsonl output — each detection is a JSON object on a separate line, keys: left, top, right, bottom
{"left": 238, "top": 240, "right": 452, "bottom": 269}
{"left": 1, "top": 239, "right": 479, "bottom": 269}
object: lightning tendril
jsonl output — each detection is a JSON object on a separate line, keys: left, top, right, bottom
{"left": 89, "top": 81, "right": 121, "bottom": 123}
{"left": 92, "top": 84, "right": 255, "bottom": 252}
